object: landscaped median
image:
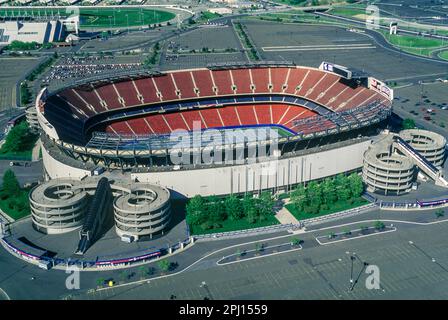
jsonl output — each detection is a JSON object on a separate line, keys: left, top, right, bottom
{"left": 439, "top": 50, "right": 448, "bottom": 61}
{"left": 315, "top": 221, "right": 396, "bottom": 245}
{"left": 379, "top": 30, "right": 448, "bottom": 58}
{"left": 217, "top": 239, "right": 303, "bottom": 265}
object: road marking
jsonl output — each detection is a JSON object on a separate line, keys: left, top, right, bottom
{"left": 315, "top": 228, "right": 397, "bottom": 246}
{"left": 93, "top": 216, "right": 448, "bottom": 293}
{"left": 0, "top": 287, "right": 10, "bottom": 300}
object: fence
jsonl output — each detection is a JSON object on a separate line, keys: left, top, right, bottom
{"left": 1, "top": 234, "right": 195, "bottom": 271}
{"left": 302, "top": 203, "right": 377, "bottom": 227}
{"left": 194, "top": 223, "right": 299, "bottom": 241}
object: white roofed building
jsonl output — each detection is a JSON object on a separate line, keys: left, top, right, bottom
{"left": 0, "top": 20, "right": 65, "bottom": 45}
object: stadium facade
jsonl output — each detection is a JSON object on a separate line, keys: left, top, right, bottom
{"left": 36, "top": 62, "right": 395, "bottom": 199}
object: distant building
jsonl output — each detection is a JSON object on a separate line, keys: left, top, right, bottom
{"left": 0, "top": 20, "right": 64, "bottom": 45}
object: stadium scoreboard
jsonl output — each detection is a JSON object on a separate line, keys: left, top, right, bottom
{"left": 319, "top": 62, "right": 352, "bottom": 80}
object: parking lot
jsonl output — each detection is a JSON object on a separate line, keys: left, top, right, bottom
{"left": 79, "top": 218, "right": 448, "bottom": 300}
{"left": 239, "top": 20, "right": 448, "bottom": 80}
{"left": 0, "top": 57, "right": 43, "bottom": 110}
{"left": 394, "top": 81, "right": 448, "bottom": 134}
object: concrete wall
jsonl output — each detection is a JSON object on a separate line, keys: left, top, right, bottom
{"left": 131, "top": 140, "right": 372, "bottom": 198}
{"left": 43, "top": 139, "right": 372, "bottom": 198}
{"left": 42, "top": 145, "right": 92, "bottom": 180}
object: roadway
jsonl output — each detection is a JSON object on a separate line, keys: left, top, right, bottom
{"left": 1, "top": 205, "right": 448, "bottom": 299}
{"left": 0, "top": 160, "right": 43, "bottom": 187}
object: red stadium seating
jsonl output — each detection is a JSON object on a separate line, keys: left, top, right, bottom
{"left": 104, "top": 104, "right": 318, "bottom": 135}
{"left": 305, "top": 72, "right": 339, "bottom": 101}
{"left": 133, "top": 78, "right": 160, "bottom": 104}
{"left": 212, "top": 70, "right": 233, "bottom": 95}
{"left": 153, "top": 74, "right": 178, "bottom": 101}
{"left": 296, "top": 69, "right": 323, "bottom": 97}
{"left": 251, "top": 68, "right": 270, "bottom": 94}
{"left": 270, "top": 68, "right": 289, "bottom": 93}
{"left": 199, "top": 108, "right": 224, "bottom": 128}
{"left": 231, "top": 69, "right": 252, "bottom": 94}
{"left": 74, "top": 88, "right": 107, "bottom": 112}
{"left": 165, "top": 112, "right": 190, "bottom": 131}
{"left": 126, "top": 118, "right": 151, "bottom": 135}
{"left": 171, "top": 71, "right": 197, "bottom": 99}
{"left": 181, "top": 109, "right": 207, "bottom": 129}
{"left": 48, "top": 66, "right": 393, "bottom": 141}
{"left": 191, "top": 70, "right": 215, "bottom": 97}
{"left": 218, "top": 107, "right": 240, "bottom": 127}
{"left": 284, "top": 68, "right": 308, "bottom": 95}
{"left": 114, "top": 81, "right": 141, "bottom": 107}
{"left": 254, "top": 104, "right": 272, "bottom": 125}
{"left": 57, "top": 90, "right": 96, "bottom": 117}
{"left": 95, "top": 85, "right": 122, "bottom": 110}
{"left": 236, "top": 105, "right": 257, "bottom": 124}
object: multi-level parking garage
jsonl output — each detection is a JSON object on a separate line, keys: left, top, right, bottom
{"left": 363, "top": 134, "right": 415, "bottom": 195}
{"left": 400, "top": 129, "right": 446, "bottom": 168}
{"left": 363, "top": 129, "right": 447, "bottom": 195}
{"left": 30, "top": 180, "right": 89, "bottom": 234}
{"left": 29, "top": 177, "right": 171, "bottom": 239}
{"left": 114, "top": 185, "right": 171, "bottom": 240}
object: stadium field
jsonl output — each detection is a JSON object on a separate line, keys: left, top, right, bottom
{"left": 0, "top": 7, "right": 176, "bottom": 29}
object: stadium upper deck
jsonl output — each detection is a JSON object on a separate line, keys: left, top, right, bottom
{"left": 39, "top": 64, "right": 393, "bottom": 150}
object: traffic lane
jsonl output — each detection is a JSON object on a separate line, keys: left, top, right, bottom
{"left": 0, "top": 160, "right": 43, "bottom": 186}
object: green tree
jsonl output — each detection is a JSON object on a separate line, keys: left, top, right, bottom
{"left": 246, "top": 206, "right": 258, "bottom": 224}
{"left": 257, "top": 191, "right": 274, "bottom": 217}
{"left": 335, "top": 174, "right": 351, "bottom": 202}
{"left": 96, "top": 278, "right": 105, "bottom": 287}
{"left": 242, "top": 194, "right": 255, "bottom": 216}
{"left": 0, "top": 121, "right": 36, "bottom": 154}
{"left": 225, "top": 195, "right": 244, "bottom": 220}
{"left": 374, "top": 221, "right": 385, "bottom": 230}
{"left": 208, "top": 197, "right": 226, "bottom": 225}
{"left": 321, "top": 177, "right": 337, "bottom": 205}
{"left": 158, "top": 260, "right": 172, "bottom": 273}
{"left": 185, "top": 195, "right": 206, "bottom": 226}
{"left": 348, "top": 173, "right": 364, "bottom": 199}
{"left": 290, "top": 184, "right": 307, "bottom": 211}
{"left": 307, "top": 181, "right": 322, "bottom": 209}
{"left": 435, "top": 209, "right": 445, "bottom": 218}
{"left": 2, "top": 169, "right": 20, "bottom": 197}
{"left": 402, "top": 118, "right": 416, "bottom": 130}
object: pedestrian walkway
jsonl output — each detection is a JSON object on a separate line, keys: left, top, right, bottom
{"left": 31, "top": 139, "right": 41, "bottom": 161}
{"left": 275, "top": 200, "right": 300, "bottom": 225}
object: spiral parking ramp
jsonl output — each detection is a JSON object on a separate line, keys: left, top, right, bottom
{"left": 29, "top": 178, "right": 172, "bottom": 239}
{"left": 114, "top": 185, "right": 171, "bottom": 240}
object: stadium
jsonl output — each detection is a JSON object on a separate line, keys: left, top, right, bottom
{"left": 36, "top": 61, "right": 394, "bottom": 198}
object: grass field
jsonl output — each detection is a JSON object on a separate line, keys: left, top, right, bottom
{"left": 285, "top": 197, "right": 368, "bottom": 221}
{"left": 0, "top": 7, "right": 175, "bottom": 29}
{"left": 270, "top": 0, "right": 347, "bottom": 6}
{"left": 328, "top": 6, "right": 367, "bottom": 19}
{"left": 0, "top": 189, "right": 31, "bottom": 220}
{"left": 380, "top": 30, "right": 447, "bottom": 57}
{"left": 438, "top": 50, "right": 448, "bottom": 61}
